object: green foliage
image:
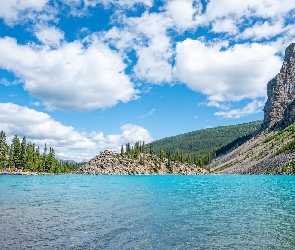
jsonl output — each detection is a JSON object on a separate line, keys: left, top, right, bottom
{"left": 0, "top": 130, "right": 80, "bottom": 173}
{"left": 0, "top": 131, "right": 8, "bottom": 169}
{"left": 147, "top": 121, "right": 261, "bottom": 165}
{"left": 264, "top": 123, "right": 295, "bottom": 143}
{"left": 11, "top": 135, "right": 22, "bottom": 168}
{"left": 276, "top": 140, "right": 295, "bottom": 155}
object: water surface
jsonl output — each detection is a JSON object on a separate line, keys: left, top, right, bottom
{"left": 0, "top": 175, "right": 295, "bottom": 249}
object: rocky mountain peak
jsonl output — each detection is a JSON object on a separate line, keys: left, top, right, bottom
{"left": 285, "top": 43, "right": 295, "bottom": 63}
{"left": 262, "top": 43, "right": 295, "bottom": 129}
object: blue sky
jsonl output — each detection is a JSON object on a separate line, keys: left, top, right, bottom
{"left": 0, "top": 0, "right": 294, "bottom": 161}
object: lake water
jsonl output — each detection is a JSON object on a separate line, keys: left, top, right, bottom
{"left": 0, "top": 175, "right": 295, "bottom": 249}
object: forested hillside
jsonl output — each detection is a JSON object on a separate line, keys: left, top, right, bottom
{"left": 147, "top": 121, "right": 262, "bottom": 162}
{"left": 0, "top": 131, "right": 79, "bottom": 173}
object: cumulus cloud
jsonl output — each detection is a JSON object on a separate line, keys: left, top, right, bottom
{"left": 117, "top": 12, "right": 174, "bottom": 83}
{"left": 0, "top": 102, "right": 96, "bottom": 155}
{"left": 214, "top": 99, "right": 265, "bottom": 119}
{"left": 200, "top": 1, "right": 295, "bottom": 23}
{"left": 211, "top": 18, "right": 238, "bottom": 35}
{"left": 240, "top": 20, "right": 287, "bottom": 41}
{"left": 91, "top": 123, "right": 153, "bottom": 150}
{"left": 0, "top": 0, "right": 52, "bottom": 25}
{"left": 0, "top": 36, "right": 136, "bottom": 111}
{"left": 165, "top": 0, "right": 201, "bottom": 31}
{"left": 0, "top": 102, "right": 153, "bottom": 161}
{"left": 174, "top": 40, "right": 282, "bottom": 103}
{"left": 34, "top": 25, "right": 65, "bottom": 47}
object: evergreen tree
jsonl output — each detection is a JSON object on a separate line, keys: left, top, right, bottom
{"left": 0, "top": 135, "right": 8, "bottom": 169}
{"left": 121, "top": 145, "right": 124, "bottom": 156}
{"left": 149, "top": 143, "right": 154, "bottom": 155}
{"left": 134, "top": 142, "right": 140, "bottom": 159}
{"left": 159, "top": 148, "right": 165, "bottom": 160}
{"left": 42, "top": 143, "right": 48, "bottom": 172}
{"left": 142, "top": 141, "right": 146, "bottom": 154}
{"left": 0, "top": 131, "right": 8, "bottom": 169}
{"left": 20, "top": 136, "right": 27, "bottom": 168}
{"left": 11, "top": 135, "right": 21, "bottom": 169}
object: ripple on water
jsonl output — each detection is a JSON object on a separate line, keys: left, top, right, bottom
{"left": 0, "top": 175, "right": 295, "bottom": 249}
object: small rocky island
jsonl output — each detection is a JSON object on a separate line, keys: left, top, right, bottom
{"left": 74, "top": 150, "right": 208, "bottom": 175}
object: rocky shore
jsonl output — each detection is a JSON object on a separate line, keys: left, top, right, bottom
{"left": 73, "top": 150, "right": 208, "bottom": 175}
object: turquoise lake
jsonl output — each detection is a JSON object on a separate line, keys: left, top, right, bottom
{"left": 0, "top": 175, "right": 295, "bottom": 249}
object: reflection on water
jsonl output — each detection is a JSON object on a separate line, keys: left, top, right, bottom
{"left": 0, "top": 175, "right": 295, "bottom": 249}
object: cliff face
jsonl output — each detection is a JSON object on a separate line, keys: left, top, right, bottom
{"left": 207, "top": 43, "right": 295, "bottom": 174}
{"left": 262, "top": 43, "right": 295, "bottom": 129}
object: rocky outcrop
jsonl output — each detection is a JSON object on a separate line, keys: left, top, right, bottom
{"left": 74, "top": 150, "right": 208, "bottom": 175}
{"left": 262, "top": 43, "right": 295, "bottom": 129}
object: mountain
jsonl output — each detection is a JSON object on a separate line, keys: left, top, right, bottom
{"left": 210, "top": 43, "right": 295, "bottom": 174}
{"left": 147, "top": 121, "right": 262, "bottom": 156}
{"left": 263, "top": 43, "right": 295, "bottom": 129}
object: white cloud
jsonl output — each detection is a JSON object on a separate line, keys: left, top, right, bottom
{"left": 0, "top": 78, "right": 23, "bottom": 86}
{"left": 0, "top": 36, "right": 136, "bottom": 111}
{"left": 0, "top": 0, "right": 51, "bottom": 25}
{"left": 35, "top": 25, "right": 64, "bottom": 47}
{"left": 165, "top": 0, "right": 200, "bottom": 30}
{"left": 127, "top": 12, "right": 174, "bottom": 83}
{"left": 240, "top": 20, "right": 287, "bottom": 41}
{"left": 99, "top": 0, "right": 153, "bottom": 8}
{"left": 140, "top": 108, "right": 155, "bottom": 119}
{"left": 174, "top": 40, "right": 282, "bottom": 102}
{"left": 214, "top": 99, "right": 264, "bottom": 118}
{"left": 201, "top": 1, "right": 295, "bottom": 23}
{"left": 0, "top": 102, "right": 96, "bottom": 159}
{"left": 0, "top": 102, "right": 153, "bottom": 161}
{"left": 211, "top": 18, "right": 238, "bottom": 35}
{"left": 92, "top": 123, "right": 153, "bottom": 151}
{"left": 105, "top": 11, "right": 174, "bottom": 84}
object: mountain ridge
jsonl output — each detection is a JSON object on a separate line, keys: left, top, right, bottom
{"left": 210, "top": 43, "right": 295, "bottom": 174}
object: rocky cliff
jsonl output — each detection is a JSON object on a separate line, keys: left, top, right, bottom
{"left": 208, "top": 43, "right": 295, "bottom": 174}
{"left": 74, "top": 150, "right": 208, "bottom": 175}
{"left": 263, "top": 43, "right": 295, "bottom": 129}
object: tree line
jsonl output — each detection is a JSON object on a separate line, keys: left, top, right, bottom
{"left": 120, "top": 141, "right": 212, "bottom": 168}
{"left": 0, "top": 131, "right": 78, "bottom": 173}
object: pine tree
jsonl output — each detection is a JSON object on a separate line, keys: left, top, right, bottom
{"left": 20, "top": 136, "right": 27, "bottom": 168}
{"left": 0, "top": 131, "right": 8, "bottom": 169}
{"left": 43, "top": 143, "right": 48, "bottom": 172}
{"left": 11, "top": 135, "right": 21, "bottom": 169}
{"left": 159, "top": 148, "right": 165, "bottom": 160}
{"left": 134, "top": 142, "right": 140, "bottom": 159}
{"left": 121, "top": 145, "right": 124, "bottom": 156}
{"left": 142, "top": 141, "right": 146, "bottom": 154}
{"left": 149, "top": 143, "right": 154, "bottom": 155}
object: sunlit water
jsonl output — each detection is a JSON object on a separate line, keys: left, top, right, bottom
{"left": 1, "top": 175, "right": 295, "bottom": 249}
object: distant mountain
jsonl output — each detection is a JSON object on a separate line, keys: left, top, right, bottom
{"left": 147, "top": 120, "right": 262, "bottom": 156}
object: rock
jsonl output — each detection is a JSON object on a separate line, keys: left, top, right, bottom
{"left": 73, "top": 150, "right": 208, "bottom": 175}
{"left": 262, "top": 43, "right": 295, "bottom": 129}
